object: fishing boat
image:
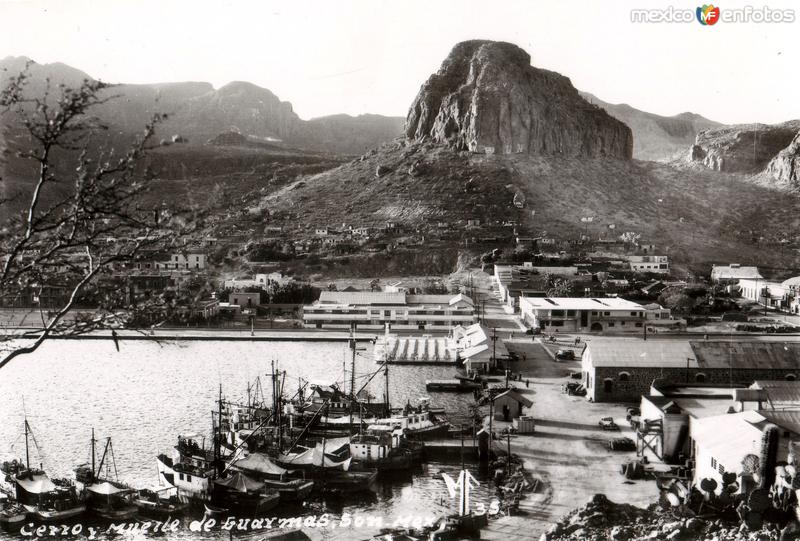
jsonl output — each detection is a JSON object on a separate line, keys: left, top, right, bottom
{"left": 349, "top": 426, "right": 415, "bottom": 472}
{"left": 133, "top": 486, "right": 188, "bottom": 518}
{"left": 277, "top": 439, "right": 377, "bottom": 493}
{"left": 211, "top": 472, "right": 280, "bottom": 515}
{"left": 228, "top": 452, "right": 314, "bottom": 502}
{"left": 8, "top": 419, "right": 85, "bottom": 522}
{"left": 155, "top": 434, "right": 216, "bottom": 507}
{"left": 74, "top": 431, "right": 137, "bottom": 520}
{"left": 371, "top": 405, "right": 451, "bottom": 441}
{"left": 0, "top": 493, "right": 27, "bottom": 529}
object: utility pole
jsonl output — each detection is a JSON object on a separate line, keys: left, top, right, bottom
{"left": 491, "top": 327, "right": 498, "bottom": 371}
{"left": 507, "top": 431, "right": 512, "bottom": 476}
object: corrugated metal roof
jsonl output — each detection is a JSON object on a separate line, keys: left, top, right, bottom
{"left": 584, "top": 340, "right": 696, "bottom": 368}
{"left": 406, "top": 294, "right": 457, "bottom": 306}
{"left": 318, "top": 291, "right": 406, "bottom": 305}
{"left": 755, "top": 410, "right": 800, "bottom": 435}
{"left": 585, "top": 340, "right": 800, "bottom": 370}
{"left": 693, "top": 342, "right": 800, "bottom": 369}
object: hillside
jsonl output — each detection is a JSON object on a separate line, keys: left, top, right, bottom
{"left": 261, "top": 138, "right": 800, "bottom": 274}
{"left": 0, "top": 56, "right": 404, "bottom": 156}
{"left": 581, "top": 92, "right": 721, "bottom": 162}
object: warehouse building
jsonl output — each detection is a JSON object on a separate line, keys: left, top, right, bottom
{"left": 581, "top": 340, "right": 800, "bottom": 402}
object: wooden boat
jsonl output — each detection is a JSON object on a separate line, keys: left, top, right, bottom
{"left": 212, "top": 472, "right": 280, "bottom": 514}
{"left": 74, "top": 431, "right": 137, "bottom": 520}
{"left": 349, "top": 427, "right": 415, "bottom": 472}
{"left": 277, "top": 440, "right": 377, "bottom": 493}
{"left": 0, "top": 496, "right": 27, "bottom": 529}
{"left": 228, "top": 452, "right": 314, "bottom": 502}
{"left": 10, "top": 420, "right": 85, "bottom": 522}
{"left": 133, "top": 487, "right": 189, "bottom": 517}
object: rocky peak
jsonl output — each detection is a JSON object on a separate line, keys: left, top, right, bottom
{"left": 688, "top": 121, "right": 800, "bottom": 173}
{"left": 765, "top": 131, "right": 800, "bottom": 186}
{"left": 405, "top": 40, "right": 633, "bottom": 159}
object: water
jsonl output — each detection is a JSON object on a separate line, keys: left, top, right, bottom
{"left": 0, "top": 339, "right": 494, "bottom": 540}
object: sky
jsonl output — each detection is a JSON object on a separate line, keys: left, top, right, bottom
{"left": 0, "top": 0, "right": 798, "bottom": 124}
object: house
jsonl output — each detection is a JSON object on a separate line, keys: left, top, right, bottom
{"left": 519, "top": 297, "right": 648, "bottom": 333}
{"left": 454, "top": 323, "right": 509, "bottom": 374}
{"left": 628, "top": 255, "right": 669, "bottom": 274}
{"left": 159, "top": 252, "right": 206, "bottom": 270}
{"left": 302, "top": 291, "right": 476, "bottom": 330}
{"left": 493, "top": 390, "right": 533, "bottom": 421}
{"left": 581, "top": 340, "right": 800, "bottom": 402}
{"left": 690, "top": 410, "right": 800, "bottom": 486}
{"left": 230, "top": 291, "right": 261, "bottom": 310}
{"left": 710, "top": 264, "right": 762, "bottom": 284}
{"left": 738, "top": 277, "right": 799, "bottom": 313}
{"left": 315, "top": 228, "right": 329, "bottom": 236}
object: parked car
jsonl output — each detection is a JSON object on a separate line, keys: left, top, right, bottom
{"left": 599, "top": 417, "right": 620, "bottom": 431}
{"left": 608, "top": 437, "right": 636, "bottom": 451}
{"left": 569, "top": 371, "right": 582, "bottom": 380}
{"left": 562, "top": 381, "right": 587, "bottom": 396}
{"left": 555, "top": 349, "right": 575, "bottom": 360}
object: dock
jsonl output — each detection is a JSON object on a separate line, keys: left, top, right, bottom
{"left": 423, "top": 438, "right": 480, "bottom": 461}
{"left": 425, "top": 379, "right": 482, "bottom": 392}
{"left": 375, "top": 334, "right": 457, "bottom": 364}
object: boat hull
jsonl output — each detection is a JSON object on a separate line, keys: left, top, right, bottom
{"left": 406, "top": 423, "right": 451, "bottom": 441}
{"left": 25, "top": 504, "right": 86, "bottom": 522}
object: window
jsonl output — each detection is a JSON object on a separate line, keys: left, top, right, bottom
{"left": 608, "top": 322, "right": 615, "bottom": 327}
{"left": 618, "top": 372, "right": 630, "bottom": 382}
{"left": 603, "top": 379, "right": 614, "bottom": 393}
{"left": 604, "top": 312, "right": 610, "bottom": 316}
{"left": 179, "top": 473, "right": 184, "bottom": 481}
{"left": 630, "top": 312, "right": 637, "bottom": 316}
{"left": 718, "top": 465, "right": 725, "bottom": 474}
{"left": 695, "top": 373, "right": 707, "bottom": 383}
{"left": 635, "top": 322, "right": 643, "bottom": 327}
{"left": 787, "top": 374, "right": 797, "bottom": 381}
{"left": 187, "top": 474, "right": 192, "bottom": 482}
{"left": 566, "top": 310, "right": 576, "bottom": 316}
{"left": 711, "top": 457, "right": 717, "bottom": 469}
{"left": 591, "top": 311, "right": 598, "bottom": 316}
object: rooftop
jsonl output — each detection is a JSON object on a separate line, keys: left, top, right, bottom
{"left": 711, "top": 264, "right": 763, "bottom": 280}
{"left": 585, "top": 340, "right": 800, "bottom": 370}
{"left": 520, "top": 297, "right": 645, "bottom": 311}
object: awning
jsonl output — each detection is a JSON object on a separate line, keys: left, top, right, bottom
{"left": 16, "top": 473, "right": 57, "bottom": 494}
{"left": 87, "top": 481, "right": 130, "bottom": 496}
{"left": 214, "top": 472, "right": 265, "bottom": 493}
{"left": 231, "top": 453, "right": 288, "bottom": 476}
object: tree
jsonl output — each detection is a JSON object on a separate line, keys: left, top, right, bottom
{"left": 0, "top": 67, "right": 198, "bottom": 370}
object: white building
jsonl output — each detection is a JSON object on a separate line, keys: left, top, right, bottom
{"left": 158, "top": 252, "right": 206, "bottom": 270}
{"left": 738, "top": 276, "right": 799, "bottom": 314}
{"left": 303, "top": 291, "right": 475, "bottom": 330}
{"left": 690, "top": 410, "right": 799, "bottom": 486}
{"left": 520, "top": 297, "right": 649, "bottom": 333}
{"left": 710, "top": 264, "right": 762, "bottom": 284}
{"left": 628, "top": 255, "right": 669, "bottom": 274}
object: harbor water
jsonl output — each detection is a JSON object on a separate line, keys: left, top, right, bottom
{"left": 0, "top": 338, "right": 495, "bottom": 540}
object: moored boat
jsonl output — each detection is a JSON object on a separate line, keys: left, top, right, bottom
{"left": 228, "top": 452, "right": 314, "bottom": 503}
{"left": 74, "top": 431, "right": 137, "bottom": 520}
{"left": 134, "top": 487, "right": 188, "bottom": 518}
{"left": 0, "top": 494, "right": 27, "bottom": 529}
{"left": 10, "top": 420, "right": 85, "bottom": 522}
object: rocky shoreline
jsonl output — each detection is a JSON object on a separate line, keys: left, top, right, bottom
{"left": 540, "top": 494, "right": 800, "bottom": 541}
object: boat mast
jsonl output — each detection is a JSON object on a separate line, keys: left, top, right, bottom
{"left": 91, "top": 428, "right": 96, "bottom": 478}
{"left": 215, "top": 384, "right": 223, "bottom": 478}
{"left": 349, "top": 324, "right": 356, "bottom": 435}
{"left": 23, "top": 419, "right": 30, "bottom": 470}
